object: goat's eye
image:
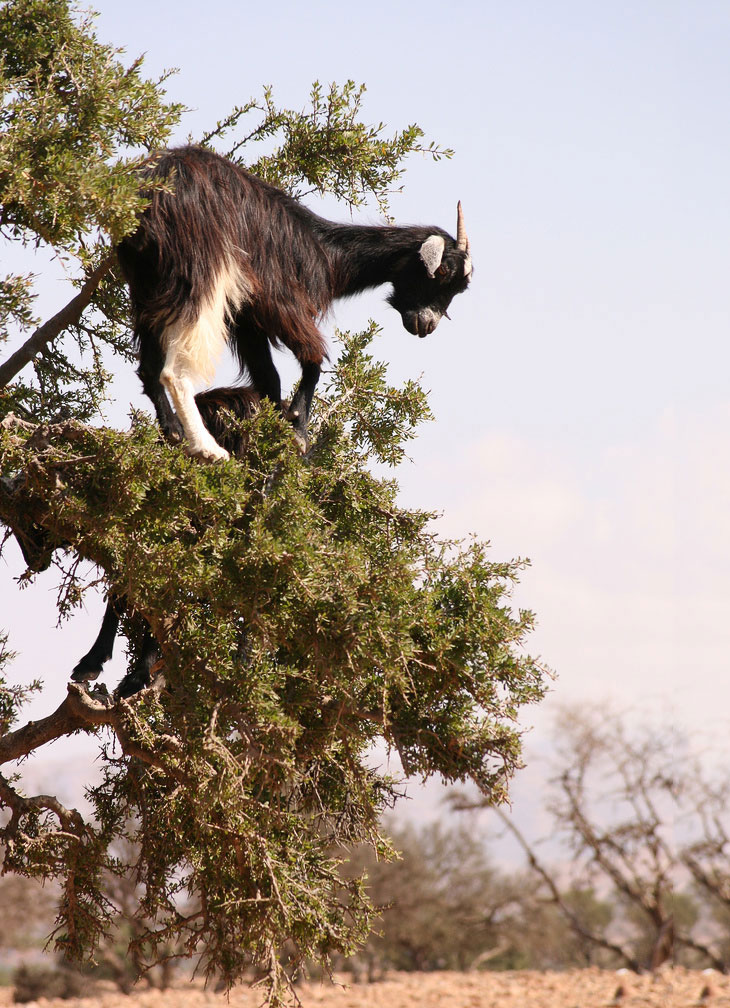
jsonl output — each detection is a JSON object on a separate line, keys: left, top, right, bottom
{"left": 435, "top": 263, "right": 448, "bottom": 279}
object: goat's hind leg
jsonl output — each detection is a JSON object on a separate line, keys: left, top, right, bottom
{"left": 72, "top": 596, "right": 161, "bottom": 697}
{"left": 115, "top": 624, "right": 161, "bottom": 699}
{"left": 235, "top": 321, "right": 282, "bottom": 409}
{"left": 71, "top": 596, "right": 122, "bottom": 683}
{"left": 287, "top": 361, "right": 321, "bottom": 452}
{"left": 234, "top": 319, "right": 317, "bottom": 450}
{"left": 235, "top": 319, "right": 320, "bottom": 453}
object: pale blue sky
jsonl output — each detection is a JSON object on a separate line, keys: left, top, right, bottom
{"left": 3, "top": 1, "right": 730, "bottom": 816}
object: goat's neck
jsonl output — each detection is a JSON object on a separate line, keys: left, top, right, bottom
{"left": 322, "top": 223, "right": 433, "bottom": 297}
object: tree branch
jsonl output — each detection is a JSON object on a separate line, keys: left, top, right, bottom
{"left": 0, "top": 255, "right": 115, "bottom": 389}
{"left": 676, "top": 932, "right": 728, "bottom": 973}
{"left": 0, "top": 681, "right": 187, "bottom": 785}
{"left": 0, "top": 770, "right": 87, "bottom": 847}
{"left": 0, "top": 682, "right": 118, "bottom": 766}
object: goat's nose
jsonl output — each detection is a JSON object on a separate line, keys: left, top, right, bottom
{"left": 417, "top": 312, "right": 437, "bottom": 337}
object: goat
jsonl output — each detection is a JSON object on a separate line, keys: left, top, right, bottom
{"left": 71, "top": 385, "right": 260, "bottom": 697}
{"left": 118, "top": 145, "right": 472, "bottom": 460}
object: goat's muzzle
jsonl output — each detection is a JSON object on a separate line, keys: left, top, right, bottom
{"left": 402, "top": 308, "right": 441, "bottom": 338}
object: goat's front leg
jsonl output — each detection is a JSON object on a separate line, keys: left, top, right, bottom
{"left": 71, "top": 596, "right": 122, "bottom": 683}
{"left": 160, "top": 326, "right": 230, "bottom": 462}
{"left": 287, "top": 361, "right": 321, "bottom": 452}
{"left": 137, "top": 329, "right": 185, "bottom": 445}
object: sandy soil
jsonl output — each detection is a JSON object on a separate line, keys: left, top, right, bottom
{"left": 1, "top": 969, "right": 728, "bottom": 1008}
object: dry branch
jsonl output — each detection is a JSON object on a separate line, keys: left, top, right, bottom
{"left": 0, "top": 255, "right": 115, "bottom": 388}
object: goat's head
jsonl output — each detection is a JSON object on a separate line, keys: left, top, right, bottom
{"left": 388, "top": 203, "right": 472, "bottom": 337}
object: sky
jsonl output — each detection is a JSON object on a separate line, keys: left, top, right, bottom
{"left": 2, "top": 0, "right": 730, "bottom": 837}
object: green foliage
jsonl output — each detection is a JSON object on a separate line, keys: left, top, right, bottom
{"left": 0, "top": 274, "right": 38, "bottom": 343}
{"left": 202, "top": 81, "right": 453, "bottom": 217}
{"left": 0, "top": 0, "right": 183, "bottom": 250}
{"left": 0, "top": 0, "right": 183, "bottom": 421}
{"left": 0, "top": 630, "right": 40, "bottom": 735}
{"left": 0, "top": 328, "right": 544, "bottom": 997}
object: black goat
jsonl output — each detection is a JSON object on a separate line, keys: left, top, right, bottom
{"left": 118, "top": 145, "right": 472, "bottom": 459}
{"left": 71, "top": 385, "right": 260, "bottom": 697}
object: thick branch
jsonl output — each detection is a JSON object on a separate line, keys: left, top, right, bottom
{"left": 0, "top": 682, "right": 118, "bottom": 765}
{"left": 0, "top": 681, "right": 189, "bottom": 792}
{"left": 0, "top": 771, "right": 87, "bottom": 851}
{"left": 0, "top": 254, "right": 115, "bottom": 388}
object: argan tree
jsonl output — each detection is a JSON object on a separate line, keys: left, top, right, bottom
{"left": 0, "top": 1, "right": 546, "bottom": 1000}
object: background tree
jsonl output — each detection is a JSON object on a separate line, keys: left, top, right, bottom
{"left": 679, "top": 772, "right": 730, "bottom": 969}
{"left": 461, "top": 706, "right": 681, "bottom": 972}
{"left": 0, "top": 870, "right": 57, "bottom": 956}
{"left": 0, "top": 1, "right": 546, "bottom": 1001}
{"left": 452, "top": 707, "right": 730, "bottom": 975}
{"left": 345, "top": 821, "right": 522, "bottom": 974}
{"left": 345, "top": 821, "right": 620, "bottom": 975}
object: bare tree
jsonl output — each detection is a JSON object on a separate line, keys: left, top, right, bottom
{"left": 679, "top": 773, "right": 730, "bottom": 970}
{"left": 461, "top": 706, "right": 683, "bottom": 971}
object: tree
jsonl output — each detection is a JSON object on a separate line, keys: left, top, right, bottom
{"left": 346, "top": 821, "right": 522, "bottom": 974}
{"left": 484, "top": 884, "right": 616, "bottom": 970}
{"left": 679, "top": 772, "right": 730, "bottom": 969}
{"left": 0, "top": 869, "right": 58, "bottom": 952}
{"left": 467, "top": 706, "right": 682, "bottom": 972}
{"left": 0, "top": 2, "right": 547, "bottom": 1001}
{"left": 459, "top": 708, "right": 730, "bottom": 974}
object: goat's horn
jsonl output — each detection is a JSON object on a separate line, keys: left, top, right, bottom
{"left": 456, "top": 201, "right": 469, "bottom": 252}
{"left": 456, "top": 201, "right": 472, "bottom": 277}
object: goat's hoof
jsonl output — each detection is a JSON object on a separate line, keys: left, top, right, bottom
{"left": 188, "top": 440, "right": 230, "bottom": 463}
{"left": 115, "top": 672, "right": 150, "bottom": 699}
{"left": 283, "top": 401, "right": 302, "bottom": 422}
{"left": 292, "top": 430, "right": 308, "bottom": 455}
{"left": 71, "top": 661, "right": 102, "bottom": 683}
{"left": 164, "top": 424, "right": 185, "bottom": 445}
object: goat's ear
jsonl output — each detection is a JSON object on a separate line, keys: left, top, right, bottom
{"left": 418, "top": 235, "right": 446, "bottom": 277}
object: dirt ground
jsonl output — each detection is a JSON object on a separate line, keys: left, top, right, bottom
{"left": 1, "top": 969, "right": 728, "bottom": 1008}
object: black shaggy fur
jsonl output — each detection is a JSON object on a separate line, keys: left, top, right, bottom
{"left": 71, "top": 386, "right": 261, "bottom": 697}
{"left": 117, "top": 145, "right": 471, "bottom": 455}
{"left": 195, "top": 384, "right": 261, "bottom": 451}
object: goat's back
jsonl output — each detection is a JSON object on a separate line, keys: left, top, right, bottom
{"left": 117, "top": 146, "right": 333, "bottom": 366}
